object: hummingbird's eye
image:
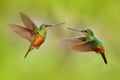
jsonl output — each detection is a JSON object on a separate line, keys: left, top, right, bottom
{"left": 45, "top": 25, "right": 49, "bottom": 27}
{"left": 45, "top": 25, "right": 47, "bottom": 27}
{"left": 84, "top": 30, "right": 87, "bottom": 33}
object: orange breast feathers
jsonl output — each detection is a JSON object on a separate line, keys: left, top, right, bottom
{"left": 96, "top": 45, "right": 104, "bottom": 52}
{"left": 33, "top": 35, "right": 44, "bottom": 46}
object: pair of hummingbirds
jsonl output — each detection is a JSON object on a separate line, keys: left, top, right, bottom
{"left": 9, "top": 13, "right": 107, "bottom": 64}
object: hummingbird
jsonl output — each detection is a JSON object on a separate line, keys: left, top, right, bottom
{"left": 9, "top": 12, "right": 65, "bottom": 58}
{"left": 58, "top": 28, "right": 107, "bottom": 64}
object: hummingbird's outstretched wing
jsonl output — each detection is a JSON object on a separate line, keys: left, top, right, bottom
{"left": 9, "top": 24, "right": 34, "bottom": 42}
{"left": 58, "top": 37, "right": 94, "bottom": 51}
{"left": 19, "top": 12, "right": 38, "bottom": 30}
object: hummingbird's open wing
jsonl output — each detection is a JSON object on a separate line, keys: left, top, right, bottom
{"left": 9, "top": 24, "right": 34, "bottom": 42}
{"left": 58, "top": 37, "right": 94, "bottom": 51}
{"left": 19, "top": 12, "right": 38, "bottom": 30}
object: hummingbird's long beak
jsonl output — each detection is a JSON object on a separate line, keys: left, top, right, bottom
{"left": 67, "top": 28, "right": 82, "bottom": 32}
{"left": 46, "top": 22, "right": 65, "bottom": 27}
{"left": 67, "top": 28, "right": 88, "bottom": 36}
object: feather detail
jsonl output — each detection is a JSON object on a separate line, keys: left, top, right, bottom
{"left": 19, "top": 12, "right": 37, "bottom": 30}
{"left": 9, "top": 24, "right": 34, "bottom": 42}
{"left": 58, "top": 37, "right": 94, "bottom": 51}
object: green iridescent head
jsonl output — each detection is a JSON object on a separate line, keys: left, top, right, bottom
{"left": 81, "top": 29, "right": 94, "bottom": 36}
{"left": 67, "top": 28, "right": 94, "bottom": 36}
{"left": 39, "top": 24, "right": 47, "bottom": 30}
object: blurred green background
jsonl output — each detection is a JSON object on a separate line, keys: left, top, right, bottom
{"left": 0, "top": 0, "right": 120, "bottom": 80}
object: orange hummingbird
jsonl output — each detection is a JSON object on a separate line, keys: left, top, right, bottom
{"left": 9, "top": 12, "right": 65, "bottom": 58}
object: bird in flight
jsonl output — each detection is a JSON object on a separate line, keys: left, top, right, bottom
{"left": 9, "top": 12, "right": 65, "bottom": 58}
{"left": 58, "top": 28, "right": 107, "bottom": 64}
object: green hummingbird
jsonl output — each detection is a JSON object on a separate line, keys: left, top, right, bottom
{"left": 9, "top": 12, "right": 65, "bottom": 58}
{"left": 58, "top": 28, "right": 107, "bottom": 64}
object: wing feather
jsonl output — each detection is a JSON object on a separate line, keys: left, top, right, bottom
{"left": 9, "top": 24, "right": 34, "bottom": 42}
{"left": 19, "top": 12, "right": 37, "bottom": 30}
{"left": 58, "top": 37, "right": 94, "bottom": 51}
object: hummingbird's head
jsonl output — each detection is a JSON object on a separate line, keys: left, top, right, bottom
{"left": 81, "top": 29, "right": 94, "bottom": 36}
{"left": 39, "top": 24, "right": 49, "bottom": 31}
{"left": 67, "top": 28, "right": 94, "bottom": 37}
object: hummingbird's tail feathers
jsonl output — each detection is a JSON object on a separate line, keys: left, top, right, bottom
{"left": 24, "top": 46, "right": 34, "bottom": 58}
{"left": 24, "top": 49, "right": 31, "bottom": 58}
{"left": 100, "top": 52, "right": 108, "bottom": 64}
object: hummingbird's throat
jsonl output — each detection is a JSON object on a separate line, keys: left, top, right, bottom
{"left": 83, "top": 32, "right": 88, "bottom": 36}
{"left": 45, "top": 27, "right": 49, "bottom": 31}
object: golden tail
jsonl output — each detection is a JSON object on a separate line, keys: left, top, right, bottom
{"left": 24, "top": 46, "right": 33, "bottom": 58}
{"left": 100, "top": 52, "right": 108, "bottom": 64}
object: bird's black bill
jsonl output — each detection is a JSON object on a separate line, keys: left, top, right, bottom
{"left": 67, "top": 28, "right": 82, "bottom": 32}
{"left": 46, "top": 22, "right": 65, "bottom": 27}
